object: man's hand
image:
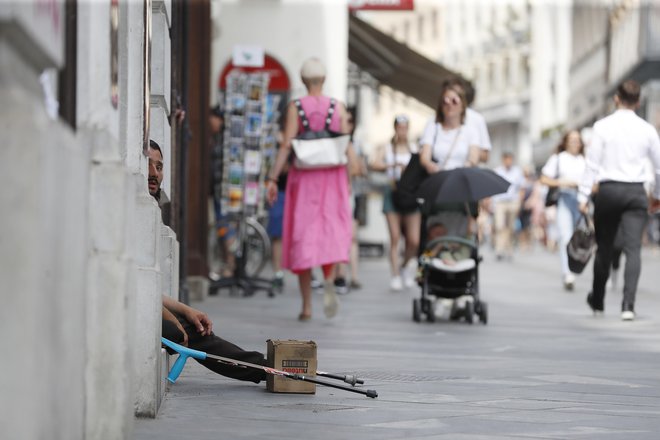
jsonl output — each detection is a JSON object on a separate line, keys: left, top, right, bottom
{"left": 175, "top": 320, "right": 189, "bottom": 346}
{"left": 183, "top": 306, "right": 213, "bottom": 336}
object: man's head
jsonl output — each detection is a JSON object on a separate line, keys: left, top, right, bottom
{"left": 615, "top": 79, "right": 640, "bottom": 109}
{"left": 147, "top": 140, "right": 164, "bottom": 198}
{"left": 502, "top": 151, "right": 514, "bottom": 169}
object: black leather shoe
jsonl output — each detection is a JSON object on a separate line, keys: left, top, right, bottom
{"left": 587, "top": 293, "right": 604, "bottom": 315}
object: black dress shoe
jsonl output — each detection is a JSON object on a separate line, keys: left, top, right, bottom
{"left": 587, "top": 293, "right": 604, "bottom": 315}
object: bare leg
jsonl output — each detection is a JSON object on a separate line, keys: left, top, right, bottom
{"left": 401, "top": 212, "right": 421, "bottom": 267}
{"left": 386, "top": 212, "right": 402, "bottom": 276}
{"left": 297, "top": 269, "right": 312, "bottom": 318}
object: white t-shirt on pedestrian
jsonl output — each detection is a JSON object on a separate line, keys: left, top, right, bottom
{"left": 492, "top": 165, "right": 525, "bottom": 203}
{"left": 419, "top": 118, "right": 479, "bottom": 170}
{"left": 384, "top": 142, "right": 417, "bottom": 181}
{"left": 541, "top": 151, "right": 586, "bottom": 184}
{"left": 466, "top": 108, "right": 491, "bottom": 152}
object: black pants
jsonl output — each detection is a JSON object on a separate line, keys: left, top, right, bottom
{"left": 591, "top": 182, "right": 648, "bottom": 309}
{"left": 162, "top": 314, "right": 266, "bottom": 383}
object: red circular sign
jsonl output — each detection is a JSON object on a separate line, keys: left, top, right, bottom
{"left": 218, "top": 54, "right": 291, "bottom": 92}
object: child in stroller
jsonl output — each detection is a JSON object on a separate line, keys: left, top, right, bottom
{"left": 413, "top": 209, "right": 488, "bottom": 324}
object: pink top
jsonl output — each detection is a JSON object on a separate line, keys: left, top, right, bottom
{"left": 297, "top": 95, "right": 342, "bottom": 134}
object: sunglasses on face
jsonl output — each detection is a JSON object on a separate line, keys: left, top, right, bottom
{"left": 443, "top": 96, "right": 461, "bottom": 106}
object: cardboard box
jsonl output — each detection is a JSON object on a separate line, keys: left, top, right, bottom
{"left": 266, "top": 339, "right": 317, "bottom": 394}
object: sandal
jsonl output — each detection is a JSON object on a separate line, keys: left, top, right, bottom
{"left": 298, "top": 313, "right": 311, "bottom": 322}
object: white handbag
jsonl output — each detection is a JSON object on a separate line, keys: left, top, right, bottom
{"left": 291, "top": 98, "right": 349, "bottom": 169}
{"left": 291, "top": 134, "right": 350, "bottom": 169}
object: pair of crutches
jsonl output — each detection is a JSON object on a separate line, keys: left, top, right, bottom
{"left": 161, "top": 338, "right": 378, "bottom": 398}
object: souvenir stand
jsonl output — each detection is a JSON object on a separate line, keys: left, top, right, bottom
{"left": 209, "top": 71, "right": 278, "bottom": 296}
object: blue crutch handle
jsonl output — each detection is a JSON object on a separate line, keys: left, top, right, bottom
{"left": 161, "top": 337, "right": 207, "bottom": 383}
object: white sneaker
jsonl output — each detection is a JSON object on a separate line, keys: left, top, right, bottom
{"left": 390, "top": 276, "right": 403, "bottom": 291}
{"left": 621, "top": 310, "right": 635, "bottom": 321}
{"left": 323, "top": 280, "right": 339, "bottom": 318}
{"left": 563, "top": 273, "right": 575, "bottom": 291}
{"left": 402, "top": 261, "right": 417, "bottom": 288}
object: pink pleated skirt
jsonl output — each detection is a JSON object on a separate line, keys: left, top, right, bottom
{"left": 281, "top": 165, "right": 352, "bottom": 272}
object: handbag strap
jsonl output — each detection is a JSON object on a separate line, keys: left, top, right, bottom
{"left": 440, "top": 126, "right": 462, "bottom": 170}
{"left": 293, "top": 98, "right": 336, "bottom": 133}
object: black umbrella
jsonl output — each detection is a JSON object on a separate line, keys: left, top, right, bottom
{"left": 416, "top": 167, "right": 511, "bottom": 205}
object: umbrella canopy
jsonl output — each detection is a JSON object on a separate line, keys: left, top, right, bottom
{"left": 416, "top": 167, "right": 511, "bottom": 205}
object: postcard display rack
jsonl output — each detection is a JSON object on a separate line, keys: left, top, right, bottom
{"left": 210, "top": 71, "right": 280, "bottom": 296}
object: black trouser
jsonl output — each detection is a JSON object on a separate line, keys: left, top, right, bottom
{"left": 162, "top": 314, "right": 266, "bottom": 383}
{"left": 591, "top": 182, "right": 648, "bottom": 309}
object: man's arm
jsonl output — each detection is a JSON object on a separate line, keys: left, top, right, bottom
{"left": 162, "top": 295, "right": 213, "bottom": 336}
{"left": 163, "top": 306, "right": 188, "bottom": 346}
{"left": 648, "top": 128, "right": 660, "bottom": 211}
{"left": 578, "top": 130, "right": 604, "bottom": 212}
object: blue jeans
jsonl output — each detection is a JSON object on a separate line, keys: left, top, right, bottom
{"left": 556, "top": 190, "right": 580, "bottom": 276}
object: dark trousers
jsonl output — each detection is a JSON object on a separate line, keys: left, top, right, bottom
{"left": 162, "top": 314, "right": 266, "bottom": 383}
{"left": 591, "top": 182, "right": 648, "bottom": 309}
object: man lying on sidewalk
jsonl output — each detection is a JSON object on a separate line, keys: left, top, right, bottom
{"left": 148, "top": 140, "right": 266, "bottom": 383}
{"left": 161, "top": 295, "right": 266, "bottom": 383}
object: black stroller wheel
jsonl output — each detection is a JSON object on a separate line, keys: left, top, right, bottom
{"left": 412, "top": 299, "right": 422, "bottom": 322}
{"left": 426, "top": 301, "right": 436, "bottom": 323}
{"left": 478, "top": 301, "right": 488, "bottom": 324}
{"left": 464, "top": 301, "right": 474, "bottom": 324}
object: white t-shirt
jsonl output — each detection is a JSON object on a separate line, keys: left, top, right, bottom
{"left": 420, "top": 119, "right": 479, "bottom": 170}
{"left": 384, "top": 142, "right": 417, "bottom": 181}
{"left": 466, "top": 108, "right": 491, "bottom": 151}
{"left": 541, "top": 151, "right": 586, "bottom": 184}
{"left": 492, "top": 165, "right": 525, "bottom": 202}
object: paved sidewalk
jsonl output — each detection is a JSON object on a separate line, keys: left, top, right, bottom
{"left": 135, "top": 247, "right": 660, "bottom": 439}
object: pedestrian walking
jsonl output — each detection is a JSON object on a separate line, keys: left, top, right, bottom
{"left": 369, "top": 114, "right": 421, "bottom": 290}
{"left": 491, "top": 152, "right": 525, "bottom": 260}
{"left": 459, "top": 78, "right": 493, "bottom": 163}
{"left": 540, "top": 130, "right": 586, "bottom": 290}
{"left": 334, "top": 108, "right": 366, "bottom": 293}
{"left": 419, "top": 81, "right": 480, "bottom": 174}
{"left": 266, "top": 58, "right": 358, "bottom": 321}
{"left": 579, "top": 79, "right": 660, "bottom": 321}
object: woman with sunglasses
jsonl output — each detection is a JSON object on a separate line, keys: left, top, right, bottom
{"left": 419, "top": 83, "right": 480, "bottom": 174}
{"left": 369, "top": 115, "right": 421, "bottom": 290}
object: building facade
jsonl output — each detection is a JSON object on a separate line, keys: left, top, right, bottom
{"left": 1, "top": 0, "right": 181, "bottom": 437}
{"left": 357, "top": 0, "right": 572, "bottom": 168}
{"left": 569, "top": 0, "right": 660, "bottom": 135}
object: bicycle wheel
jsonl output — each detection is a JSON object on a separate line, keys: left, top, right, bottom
{"left": 244, "top": 217, "right": 271, "bottom": 277}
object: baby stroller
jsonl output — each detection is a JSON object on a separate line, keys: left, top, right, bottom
{"left": 413, "top": 208, "right": 487, "bottom": 324}
{"left": 411, "top": 167, "right": 511, "bottom": 325}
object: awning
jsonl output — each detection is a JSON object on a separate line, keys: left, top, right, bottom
{"left": 348, "top": 13, "right": 460, "bottom": 109}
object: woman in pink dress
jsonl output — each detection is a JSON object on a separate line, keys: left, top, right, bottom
{"left": 266, "top": 58, "right": 358, "bottom": 321}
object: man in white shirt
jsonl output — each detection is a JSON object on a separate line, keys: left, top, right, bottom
{"left": 578, "top": 79, "right": 660, "bottom": 321}
{"left": 492, "top": 152, "right": 525, "bottom": 260}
